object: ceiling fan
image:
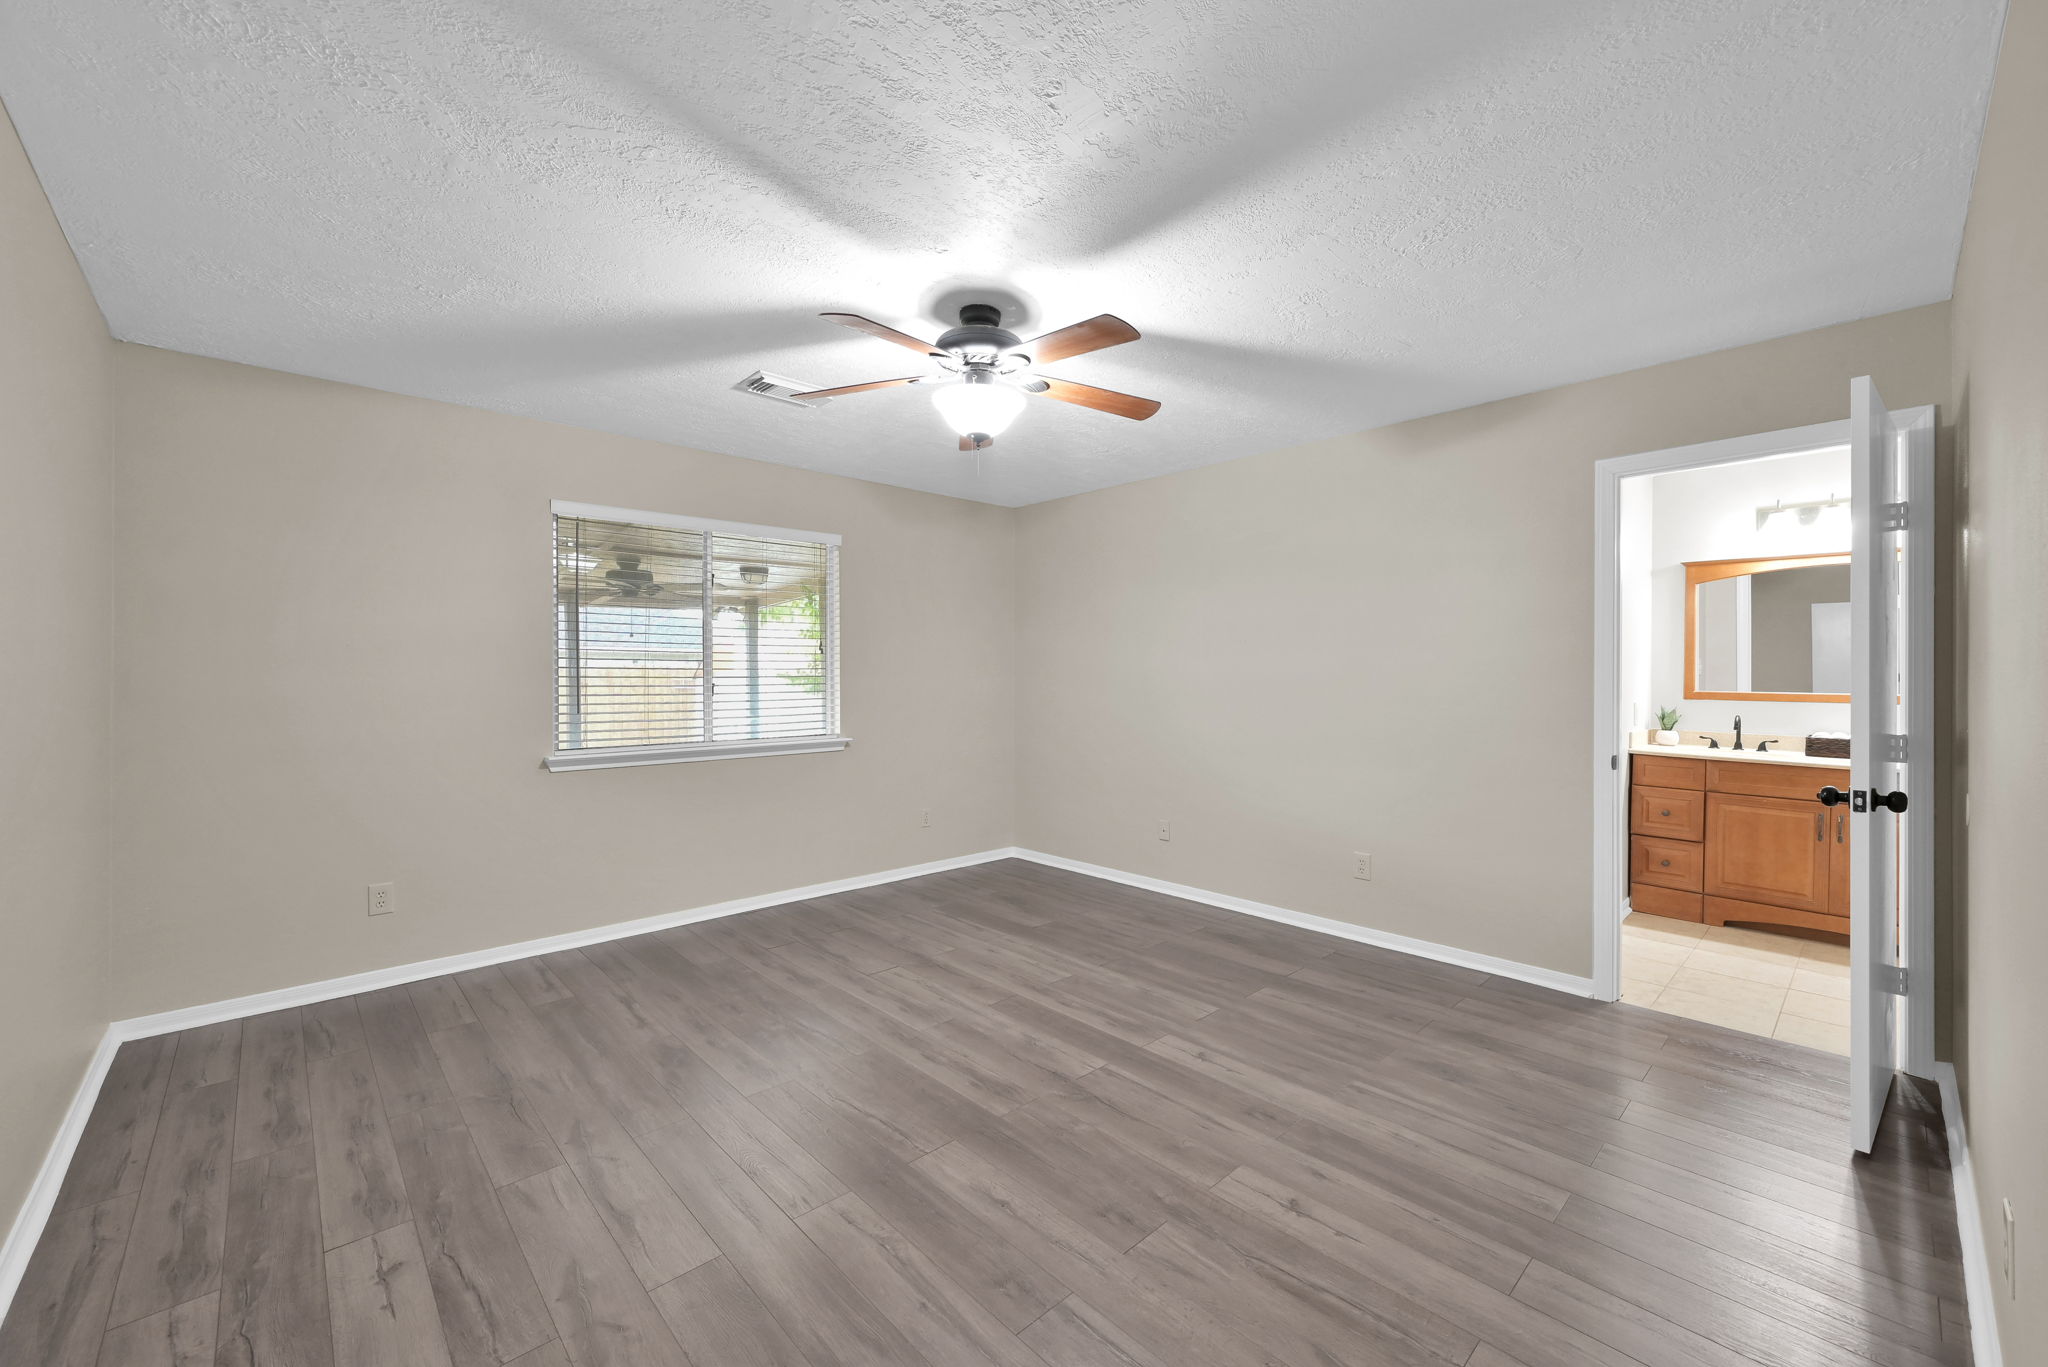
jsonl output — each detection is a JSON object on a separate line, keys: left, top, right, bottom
{"left": 795, "top": 304, "right": 1161, "bottom": 451}
{"left": 591, "top": 554, "right": 694, "bottom": 605}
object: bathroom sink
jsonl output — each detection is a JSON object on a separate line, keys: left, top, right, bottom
{"left": 1628, "top": 742, "right": 1843, "bottom": 767}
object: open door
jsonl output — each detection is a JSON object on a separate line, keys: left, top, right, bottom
{"left": 1843, "top": 377, "right": 1934, "bottom": 1154}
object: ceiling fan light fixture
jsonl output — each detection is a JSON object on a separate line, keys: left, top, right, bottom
{"left": 931, "top": 371, "right": 1025, "bottom": 439}
{"left": 811, "top": 306, "right": 1156, "bottom": 449}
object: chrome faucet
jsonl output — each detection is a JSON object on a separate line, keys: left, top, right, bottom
{"left": 1732, "top": 714, "right": 1744, "bottom": 751}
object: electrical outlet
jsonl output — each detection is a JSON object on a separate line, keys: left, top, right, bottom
{"left": 367, "top": 882, "right": 395, "bottom": 917}
{"left": 1157, "top": 818, "right": 1171, "bottom": 842}
{"left": 2003, "top": 1198, "right": 2017, "bottom": 1297}
{"left": 1353, "top": 852, "right": 1373, "bottom": 881}
{"left": 920, "top": 808, "right": 931, "bottom": 828}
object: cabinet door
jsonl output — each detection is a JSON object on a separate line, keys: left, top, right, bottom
{"left": 1828, "top": 805, "right": 1852, "bottom": 919}
{"left": 1704, "top": 792, "right": 1831, "bottom": 914}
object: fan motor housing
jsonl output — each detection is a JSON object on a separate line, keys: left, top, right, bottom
{"left": 935, "top": 303, "right": 1025, "bottom": 367}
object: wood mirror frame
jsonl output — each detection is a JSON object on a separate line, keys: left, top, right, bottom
{"left": 1683, "top": 551, "right": 1851, "bottom": 703}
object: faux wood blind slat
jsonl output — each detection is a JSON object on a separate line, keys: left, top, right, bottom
{"left": 555, "top": 515, "right": 835, "bottom": 752}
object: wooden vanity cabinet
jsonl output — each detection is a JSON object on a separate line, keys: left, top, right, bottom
{"left": 1629, "top": 753, "right": 1850, "bottom": 935}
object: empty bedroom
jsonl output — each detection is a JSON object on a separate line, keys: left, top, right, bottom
{"left": 1, "top": 2, "right": 2043, "bottom": 1365}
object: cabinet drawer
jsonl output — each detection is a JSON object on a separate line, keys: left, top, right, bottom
{"left": 1631, "top": 835, "right": 1703, "bottom": 891}
{"left": 1631, "top": 784, "right": 1705, "bottom": 841}
{"left": 1630, "top": 883, "right": 1703, "bottom": 922}
{"left": 1633, "top": 754, "right": 1705, "bottom": 790}
{"left": 1706, "top": 760, "right": 1850, "bottom": 800}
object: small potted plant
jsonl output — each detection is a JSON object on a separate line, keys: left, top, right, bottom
{"left": 1654, "top": 707, "right": 1682, "bottom": 746}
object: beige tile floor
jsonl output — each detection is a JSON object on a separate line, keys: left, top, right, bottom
{"left": 1622, "top": 911, "right": 1851, "bottom": 1053}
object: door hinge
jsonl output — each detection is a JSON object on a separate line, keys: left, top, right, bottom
{"left": 1879, "top": 501, "right": 1909, "bottom": 532}
{"left": 1884, "top": 733, "right": 1908, "bottom": 763}
{"left": 1611, "top": 754, "right": 1619, "bottom": 771}
{"left": 1878, "top": 965, "right": 1908, "bottom": 996}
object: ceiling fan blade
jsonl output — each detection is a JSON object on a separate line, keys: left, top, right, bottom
{"left": 1023, "top": 314, "right": 1140, "bottom": 364}
{"left": 1035, "top": 376, "right": 1161, "bottom": 421}
{"left": 820, "top": 313, "right": 939, "bottom": 355}
{"left": 959, "top": 434, "right": 994, "bottom": 452}
{"left": 792, "top": 376, "right": 924, "bottom": 399}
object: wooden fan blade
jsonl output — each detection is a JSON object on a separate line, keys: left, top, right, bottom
{"left": 1035, "top": 376, "right": 1161, "bottom": 420}
{"left": 959, "top": 434, "right": 994, "bottom": 452}
{"left": 792, "top": 376, "right": 922, "bottom": 399}
{"left": 820, "top": 313, "right": 939, "bottom": 355}
{"left": 1023, "top": 314, "right": 1140, "bottom": 363}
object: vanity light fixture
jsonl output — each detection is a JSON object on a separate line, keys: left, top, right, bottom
{"left": 1755, "top": 493, "right": 1850, "bottom": 531}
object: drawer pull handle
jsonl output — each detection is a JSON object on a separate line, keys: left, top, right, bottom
{"left": 1659, "top": 859, "right": 1671, "bottom": 868}
{"left": 1659, "top": 808, "right": 1672, "bottom": 817}
{"left": 1816, "top": 812, "right": 1824, "bottom": 841}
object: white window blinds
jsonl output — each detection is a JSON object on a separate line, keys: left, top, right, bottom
{"left": 551, "top": 504, "right": 841, "bottom": 766}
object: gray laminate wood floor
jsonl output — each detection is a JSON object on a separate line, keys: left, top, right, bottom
{"left": 2, "top": 858, "right": 1972, "bottom": 1367}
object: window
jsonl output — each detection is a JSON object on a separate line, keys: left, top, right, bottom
{"left": 546, "top": 501, "right": 844, "bottom": 770}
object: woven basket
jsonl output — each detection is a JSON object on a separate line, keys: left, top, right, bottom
{"left": 1805, "top": 735, "right": 1851, "bottom": 759}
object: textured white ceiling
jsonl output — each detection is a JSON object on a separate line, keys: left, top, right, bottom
{"left": 0, "top": 0, "right": 2004, "bottom": 505}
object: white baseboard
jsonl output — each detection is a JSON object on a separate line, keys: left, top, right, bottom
{"left": 1933, "top": 1061, "right": 2004, "bottom": 1367}
{"left": 112, "top": 848, "right": 1016, "bottom": 1040}
{"left": 0, "top": 1025, "right": 122, "bottom": 1323}
{"left": 1007, "top": 848, "right": 1596, "bottom": 997}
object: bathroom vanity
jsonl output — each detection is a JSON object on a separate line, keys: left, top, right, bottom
{"left": 1629, "top": 747, "right": 1852, "bottom": 936}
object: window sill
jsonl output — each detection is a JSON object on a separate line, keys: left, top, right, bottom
{"left": 544, "top": 736, "right": 851, "bottom": 771}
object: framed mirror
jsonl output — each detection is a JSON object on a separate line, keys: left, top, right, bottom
{"left": 1684, "top": 552, "right": 1851, "bottom": 702}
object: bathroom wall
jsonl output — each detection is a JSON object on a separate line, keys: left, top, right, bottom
{"left": 1644, "top": 445, "right": 1855, "bottom": 737}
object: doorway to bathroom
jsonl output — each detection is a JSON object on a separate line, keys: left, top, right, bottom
{"left": 1591, "top": 379, "right": 1935, "bottom": 1153}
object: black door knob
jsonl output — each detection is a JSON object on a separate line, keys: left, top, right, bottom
{"left": 1871, "top": 789, "right": 1909, "bottom": 813}
{"left": 1817, "top": 786, "right": 1849, "bottom": 807}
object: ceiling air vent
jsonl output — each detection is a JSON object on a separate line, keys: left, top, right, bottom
{"left": 733, "top": 370, "right": 830, "bottom": 407}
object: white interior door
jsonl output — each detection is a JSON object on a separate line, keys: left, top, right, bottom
{"left": 1845, "top": 376, "right": 1933, "bottom": 1154}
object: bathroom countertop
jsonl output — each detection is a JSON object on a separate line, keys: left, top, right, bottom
{"left": 1628, "top": 743, "right": 1848, "bottom": 768}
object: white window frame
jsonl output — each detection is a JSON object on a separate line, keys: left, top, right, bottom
{"left": 545, "top": 500, "right": 847, "bottom": 771}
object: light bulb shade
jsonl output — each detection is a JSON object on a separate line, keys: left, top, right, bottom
{"left": 931, "top": 376, "right": 1026, "bottom": 437}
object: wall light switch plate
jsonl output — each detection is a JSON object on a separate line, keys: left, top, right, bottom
{"left": 1157, "top": 819, "right": 1171, "bottom": 842}
{"left": 920, "top": 808, "right": 931, "bottom": 828}
{"left": 368, "top": 882, "right": 395, "bottom": 917}
{"left": 1354, "top": 852, "right": 1373, "bottom": 881}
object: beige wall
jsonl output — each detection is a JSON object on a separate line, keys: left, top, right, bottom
{"left": 110, "top": 347, "right": 1016, "bottom": 1017}
{"left": 0, "top": 103, "right": 112, "bottom": 1229}
{"left": 1016, "top": 303, "right": 1950, "bottom": 978}
{"left": 1949, "top": 0, "right": 2047, "bottom": 1356}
